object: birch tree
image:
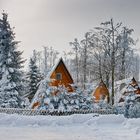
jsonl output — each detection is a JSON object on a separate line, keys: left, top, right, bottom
{"left": 69, "top": 38, "right": 80, "bottom": 84}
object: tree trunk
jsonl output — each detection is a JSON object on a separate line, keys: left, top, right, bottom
{"left": 83, "top": 33, "right": 88, "bottom": 89}
{"left": 99, "top": 55, "right": 102, "bottom": 80}
{"left": 105, "top": 73, "right": 110, "bottom": 88}
{"left": 120, "top": 48, "right": 125, "bottom": 80}
{"left": 83, "top": 47, "right": 87, "bottom": 89}
{"left": 75, "top": 49, "right": 79, "bottom": 84}
{"left": 111, "top": 18, "right": 115, "bottom": 105}
{"left": 44, "top": 47, "right": 48, "bottom": 75}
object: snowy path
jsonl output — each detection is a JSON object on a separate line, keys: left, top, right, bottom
{"left": 0, "top": 113, "right": 140, "bottom": 140}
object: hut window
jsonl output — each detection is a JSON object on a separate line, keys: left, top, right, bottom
{"left": 100, "top": 94, "right": 106, "bottom": 100}
{"left": 56, "top": 73, "right": 62, "bottom": 80}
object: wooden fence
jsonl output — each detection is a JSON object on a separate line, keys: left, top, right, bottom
{"left": 0, "top": 107, "right": 124, "bottom": 116}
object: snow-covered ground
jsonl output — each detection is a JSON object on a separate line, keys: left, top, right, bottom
{"left": 0, "top": 113, "right": 140, "bottom": 140}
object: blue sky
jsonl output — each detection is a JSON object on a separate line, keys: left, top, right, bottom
{"left": 0, "top": 0, "right": 140, "bottom": 59}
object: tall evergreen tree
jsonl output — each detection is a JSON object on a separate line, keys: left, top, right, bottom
{"left": 0, "top": 12, "right": 25, "bottom": 108}
{"left": 28, "top": 57, "right": 41, "bottom": 102}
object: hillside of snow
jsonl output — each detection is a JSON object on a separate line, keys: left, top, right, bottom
{"left": 0, "top": 113, "right": 140, "bottom": 140}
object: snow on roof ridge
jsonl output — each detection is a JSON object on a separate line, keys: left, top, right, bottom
{"left": 46, "top": 57, "right": 63, "bottom": 79}
{"left": 115, "top": 77, "right": 132, "bottom": 85}
{"left": 46, "top": 57, "right": 73, "bottom": 82}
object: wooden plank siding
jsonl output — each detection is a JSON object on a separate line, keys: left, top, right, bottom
{"left": 49, "top": 58, "right": 74, "bottom": 92}
{"left": 93, "top": 80, "right": 110, "bottom": 103}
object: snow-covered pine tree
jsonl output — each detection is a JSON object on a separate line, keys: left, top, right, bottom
{"left": 0, "top": 12, "right": 25, "bottom": 108}
{"left": 27, "top": 57, "right": 41, "bottom": 102}
{"left": 30, "top": 74, "right": 94, "bottom": 111}
{"left": 29, "top": 77, "right": 54, "bottom": 110}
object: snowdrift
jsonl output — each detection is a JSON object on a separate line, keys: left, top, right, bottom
{"left": 0, "top": 113, "right": 137, "bottom": 128}
{"left": 0, "top": 113, "right": 140, "bottom": 140}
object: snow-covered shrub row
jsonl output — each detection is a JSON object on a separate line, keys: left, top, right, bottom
{"left": 30, "top": 76, "right": 113, "bottom": 112}
{"left": 30, "top": 78, "right": 95, "bottom": 111}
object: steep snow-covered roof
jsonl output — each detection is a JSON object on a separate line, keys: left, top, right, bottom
{"left": 116, "top": 77, "right": 140, "bottom": 104}
{"left": 115, "top": 77, "right": 135, "bottom": 104}
{"left": 115, "top": 78, "right": 131, "bottom": 86}
{"left": 46, "top": 58, "right": 62, "bottom": 79}
{"left": 46, "top": 57, "right": 73, "bottom": 82}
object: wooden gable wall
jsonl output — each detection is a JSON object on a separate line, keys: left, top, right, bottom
{"left": 49, "top": 59, "right": 74, "bottom": 92}
{"left": 93, "top": 81, "right": 110, "bottom": 103}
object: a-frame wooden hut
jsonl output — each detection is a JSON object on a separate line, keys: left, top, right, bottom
{"left": 47, "top": 58, "right": 74, "bottom": 92}
{"left": 119, "top": 77, "right": 140, "bottom": 103}
{"left": 93, "top": 80, "right": 110, "bottom": 103}
{"left": 124, "top": 77, "right": 140, "bottom": 95}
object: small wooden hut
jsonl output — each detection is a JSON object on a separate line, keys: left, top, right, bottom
{"left": 125, "top": 77, "right": 140, "bottom": 95}
{"left": 119, "top": 77, "right": 140, "bottom": 103}
{"left": 93, "top": 80, "right": 110, "bottom": 103}
{"left": 47, "top": 58, "right": 74, "bottom": 92}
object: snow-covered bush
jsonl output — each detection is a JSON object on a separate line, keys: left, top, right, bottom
{"left": 97, "top": 99, "right": 112, "bottom": 109}
{"left": 124, "top": 93, "right": 140, "bottom": 118}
